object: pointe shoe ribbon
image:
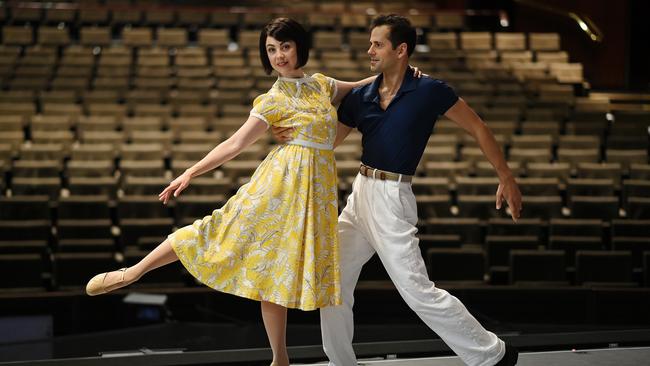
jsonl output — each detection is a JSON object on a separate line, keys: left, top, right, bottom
{"left": 86, "top": 268, "right": 130, "bottom": 296}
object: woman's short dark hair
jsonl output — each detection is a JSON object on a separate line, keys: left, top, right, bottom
{"left": 259, "top": 18, "right": 310, "bottom": 75}
{"left": 370, "top": 14, "right": 416, "bottom": 57}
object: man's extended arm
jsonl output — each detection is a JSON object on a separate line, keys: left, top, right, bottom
{"left": 444, "top": 98, "right": 522, "bottom": 221}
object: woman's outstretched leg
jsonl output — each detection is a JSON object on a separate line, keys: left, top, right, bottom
{"left": 86, "top": 239, "right": 178, "bottom": 295}
{"left": 128, "top": 239, "right": 178, "bottom": 279}
{"left": 261, "top": 301, "right": 289, "bottom": 366}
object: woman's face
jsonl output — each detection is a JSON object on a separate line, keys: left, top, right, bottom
{"left": 265, "top": 36, "right": 302, "bottom": 77}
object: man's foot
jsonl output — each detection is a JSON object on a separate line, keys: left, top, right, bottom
{"left": 495, "top": 343, "right": 518, "bottom": 366}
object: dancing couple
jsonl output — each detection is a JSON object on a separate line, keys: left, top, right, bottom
{"left": 86, "top": 15, "right": 521, "bottom": 366}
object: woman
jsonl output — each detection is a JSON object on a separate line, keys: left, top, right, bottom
{"left": 86, "top": 18, "right": 420, "bottom": 366}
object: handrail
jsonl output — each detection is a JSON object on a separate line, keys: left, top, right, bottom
{"left": 514, "top": 0, "right": 603, "bottom": 43}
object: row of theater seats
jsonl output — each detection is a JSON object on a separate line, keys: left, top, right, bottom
{"left": 0, "top": 29, "right": 576, "bottom": 80}
{"left": 365, "top": 242, "right": 650, "bottom": 287}
{"left": 1, "top": 174, "right": 648, "bottom": 218}
{"left": 3, "top": 249, "right": 649, "bottom": 291}
{"left": 0, "top": 96, "right": 645, "bottom": 126}
{"left": 0, "top": 1, "right": 472, "bottom": 31}
{"left": 0, "top": 47, "right": 576, "bottom": 95}
{"left": 1, "top": 24, "right": 563, "bottom": 52}
{"left": 1, "top": 142, "right": 647, "bottom": 172}
{"left": 0, "top": 86, "right": 576, "bottom": 106}
{"left": 0, "top": 100, "right": 642, "bottom": 124}
{"left": 2, "top": 196, "right": 649, "bottom": 290}
{"left": 0, "top": 82, "right": 584, "bottom": 112}
{"left": 0, "top": 117, "right": 646, "bottom": 155}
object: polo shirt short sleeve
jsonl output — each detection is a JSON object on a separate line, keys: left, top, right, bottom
{"left": 429, "top": 79, "right": 458, "bottom": 116}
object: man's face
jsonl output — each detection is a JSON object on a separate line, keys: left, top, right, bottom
{"left": 367, "top": 25, "right": 401, "bottom": 73}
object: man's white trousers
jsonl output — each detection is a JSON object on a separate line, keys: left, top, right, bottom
{"left": 320, "top": 174, "right": 505, "bottom": 366}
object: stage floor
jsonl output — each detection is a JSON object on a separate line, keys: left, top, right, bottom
{"left": 302, "top": 347, "right": 650, "bottom": 366}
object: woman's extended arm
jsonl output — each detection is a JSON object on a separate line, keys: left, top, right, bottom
{"left": 159, "top": 116, "right": 268, "bottom": 204}
{"left": 331, "top": 75, "right": 376, "bottom": 105}
{"left": 330, "top": 66, "right": 425, "bottom": 105}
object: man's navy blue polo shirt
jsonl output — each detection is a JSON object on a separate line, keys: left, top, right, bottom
{"left": 338, "top": 68, "right": 458, "bottom": 176}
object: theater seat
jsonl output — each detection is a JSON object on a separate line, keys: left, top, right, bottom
{"left": 566, "top": 178, "right": 615, "bottom": 197}
{"left": 569, "top": 196, "right": 619, "bottom": 219}
{"left": 548, "top": 235, "right": 602, "bottom": 270}
{"left": 519, "top": 195, "right": 563, "bottom": 219}
{"left": 627, "top": 197, "right": 650, "bottom": 219}
{"left": 174, "top": 195, "right": 226, "bottom": 226}
{"left": 415, "top": 194, "right": 452, "bottom": 218}
{"left": 612, "top": 238, "right": 650, "bottom": 269}
{"left": 12, "top": 177, "right": 61, "bottom": 199}
{"left": 0, "top": 195, "right": 51, "bottom": 220}
{"left": 457, "top": 195, "right": 504, "bottom": 219}
{"left": 486, "top": 235, "right": 539, "bottom": 267}
{"left": 576, "top": 163, "right": 622, "bottom": 186}
{"left": 117, "top": 195, "right": 174, "bottom": 248}
{"left": 53, "top": 252, "right": 117, "bottom": 289}
{"left": 509, "top": 249, "right": 568, "bottom": 286}
{"left": 0, "top": 240, "right": 48, "bottom": 255}
{"left": 611, "top": 219, "right": 650, "bottom": 238}
{"left": 426, "top": 218, "right": 482, "bottom": 244}
{"left": 575, "top": 250, "right": 635, "bottom": 287}
{"left": 427, "top": 248, "right": 486, "bottom": 285}
{"left": 0, "top": 254, "right": 47, "bottom": 290}
{"left": 549, "top": 217, "right": 604, "bottom": 237}
{"left": 68, "top": 176, "right": 118, "bottom": 197}
{"left": 487, "top": 217, "right": 544, "bottom": 239}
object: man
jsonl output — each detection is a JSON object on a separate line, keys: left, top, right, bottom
{"left": 273, "top": 14, "right": 521, "bottom": 366}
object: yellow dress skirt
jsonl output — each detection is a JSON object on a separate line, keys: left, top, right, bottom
{"left": 168, "top": 143, "right": 341, "bottom": 311}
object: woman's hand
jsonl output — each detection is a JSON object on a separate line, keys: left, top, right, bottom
{"left": 410, "top": 65, "right": 428, "bottom": 78}
{"left": 159, "top": 171, "right": 193, "bottom": 205}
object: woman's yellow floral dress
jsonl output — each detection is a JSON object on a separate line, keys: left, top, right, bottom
{"left": 168, "top": 73, "right": 341, "bottom": 311}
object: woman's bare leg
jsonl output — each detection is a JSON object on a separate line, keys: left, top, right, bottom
{"left": 261, "top": 301, "right": 289, "bottom": 366}
{"left": 103, "top": 239, "right": 178, "bottom": 284}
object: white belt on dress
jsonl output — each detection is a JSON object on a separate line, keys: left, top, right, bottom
{"left": 287, "top": 138, "right": 333, "bottom": 151}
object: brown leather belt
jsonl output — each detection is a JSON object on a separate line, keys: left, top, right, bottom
{"left": 359, "top": 163, "right": 412, "bottom": 183}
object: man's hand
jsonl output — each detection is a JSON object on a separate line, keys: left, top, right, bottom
{"left": 270, "top": 126, "right": 295, "bottom": 143}
{"left": 496, "top": 175, "right": 522, "bottom": 222}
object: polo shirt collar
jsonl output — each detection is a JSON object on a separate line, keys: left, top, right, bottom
{"left": 362, "top": 67, "right": 418, "bottom": 104}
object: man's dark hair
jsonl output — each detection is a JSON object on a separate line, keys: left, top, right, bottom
{"left": 259, "top": 18, "right": 310, "bottom": 75}
{"left": 370, "top": 14, "right": 416, "bottom": 57}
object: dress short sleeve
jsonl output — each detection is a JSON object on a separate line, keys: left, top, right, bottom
{"left": 312, "top": 73, "right": 338, "bottom": 102}
{"left": 250, "top": 93, "right": 282, "bottom": 126}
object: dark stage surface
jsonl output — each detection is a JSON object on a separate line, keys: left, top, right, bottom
{"left": 1, "top": 321, "right": 650, "bottom": 365}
